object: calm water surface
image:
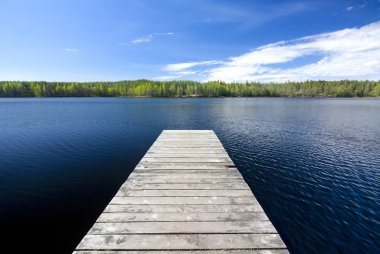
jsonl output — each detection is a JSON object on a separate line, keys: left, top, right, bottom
{"left": 0, "top": 98, "right": 379, "bottom": 253}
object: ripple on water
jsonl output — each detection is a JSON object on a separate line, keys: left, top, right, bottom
{"left": 0, "top": 98, "right": 379, "bottom": 254}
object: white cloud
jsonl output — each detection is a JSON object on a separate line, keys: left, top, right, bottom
{"left": 64, "top": 48, "right": 78, "bottom": 53}
{"left": 165, "top": 60, "right": 222, "bottom": 71}
{"left": 346, "top": 3, "right": 366, "bottom": 11}
{"left": 153, "top": 75, "right": 179, "bottom": 81}
{"left": 161, "top": 21, "right": 380, "bottom": 82}
{"left": 132, "top": 38, "right": 152, "bottom": 44}
{"left": 158, "top": 60, "right": 224, "bottom": 80}
{"left": 131, "top": 32, "right": 174, "bottom": 44}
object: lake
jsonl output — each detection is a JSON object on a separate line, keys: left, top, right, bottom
{"left": 0, "top": 98, "right": 379, "bottom": 253}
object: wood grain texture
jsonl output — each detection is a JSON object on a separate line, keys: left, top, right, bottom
{"left": 103, "top": 204, "right": 264, "bottom": 213}
{"left": 88, "top": 221, "right": 277, "bottom": 234}
{"left": 109, "top": 196, "right": 258, "bottom": 205}
{"left": 115, "top": 190, "right": 253, "bottom": 197}
{"left": 96, "top": 212, "right": 269, "bottom": 222}
{"left": 77, "top": 234, "right": 286, "bottom": 250}
{"left": 74, "top": 251, "right": 289, "bottom": 254}
{"left": 74, "top": 130, "right": 288, "bottom": 253}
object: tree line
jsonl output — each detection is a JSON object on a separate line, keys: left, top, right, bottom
{"left": 0, "top": 80, "right": 379, "bottom": 97}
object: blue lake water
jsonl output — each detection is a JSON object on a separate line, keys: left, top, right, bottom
{"left": 0, "top": 97, "right": 379, "bottom": 253}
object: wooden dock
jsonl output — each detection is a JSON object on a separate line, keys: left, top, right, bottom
{"left": 74, "top": 130, "right": 288, "bottom": 253}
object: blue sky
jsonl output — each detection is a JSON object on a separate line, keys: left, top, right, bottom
{"left": 1, "top": 0, "right": 380, "bottom": 82}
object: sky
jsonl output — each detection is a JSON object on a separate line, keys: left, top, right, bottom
{"left": 1, "top": 0, "right": 380, "bottom": 82}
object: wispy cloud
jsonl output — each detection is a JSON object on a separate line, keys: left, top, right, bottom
{"left": 132, "top": 38, "right": 151, "bottom": 44}
{"left": 161, "top": 21, "right": 380, "bottom": 82}
{"left": 165, "top": 61, "right": 222, "bottom": 71}
{"left": 64, "top": 48, "right": 78, "bottom": 53}
{"left": 159, "top": 61, "right": 223, "bottom": 80}
{"left": 154, "top": 71, "right": 197, "bottom": 81}
{"left": 346, "top": 2, "right": 366, "bottom": 11}
{"left": 131, "top": 32, "right": 174, "bottom": 44}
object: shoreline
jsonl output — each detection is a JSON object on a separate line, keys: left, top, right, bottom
{"left": 0, "top": 95, "right": 379, "bottom": 99}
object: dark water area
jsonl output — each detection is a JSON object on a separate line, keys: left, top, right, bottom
{"left": 0, "top": 97, "right": 379, "bottom": 253}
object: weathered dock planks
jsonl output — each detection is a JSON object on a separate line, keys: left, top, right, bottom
{"left": 74, "top": 130, "right": 288, "bottom": 253}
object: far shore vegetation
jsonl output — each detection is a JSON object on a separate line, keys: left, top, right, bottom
{"left": 1, "top": 80, "right": 379, "bottom": 98}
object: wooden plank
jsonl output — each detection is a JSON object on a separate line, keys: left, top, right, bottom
{"left": 162, "top": 130, "right": 214, "bottom": 133}
{"left": 161, "top": 133, "right": 216, "bottom": 135}
{"left": 153, "top": 142, "right": 222, "bottom": 146}
{"left": 136, "top": 163, "right": 235, "bottom": 169}
{"left": 134, "top": 168, "right": 237, "bottom": 173}
{"left": 110, "top": 196, "right": 258, "bottom": 205}
{"left": 152, "top": 144, "right": 222, "bottom": 147}
{"left": 97, "top": 212, "right": 269, "bottom": 223}
{"left": 161, "top": 132, "right": 217, "bottom": 134}
{"left": 103, "top": 204, "right": 264, "bottom": 213}
{"left": 130, "top": 170, "right": 242, "bottom": 175}
{"left": 75, "top": 250, "right": 289, "bottom": 254}
{"left": 115, "top": 189, "right": 253, "bottom": 197}
{"left": 140, "top": 158, "right": 233, "bottom": 163}
{"left": 125, "top": 178, "right": 245, "bottom": 184}
{"left": 160, "top": 135, "right": 218, "bottom": 137}
{"left": 149, "top": 146, "right": 224, "bottom": 149}
{"left": 147, "top": 148, "right": 228, "bottom": 153}
{"left": 136, "top": 167, "right": 239, "bottom": 171}
{"left": 157, "top": 138, "right": 220, "bottom": 141}
{"left": 152, "top": 142, "right": 223, "bottom": 149}
{"left": 120, "top": 183, "right": 250, "bottom": 190}
{"left": 129, "top": 172, "right": 243, "bottom": 178}
{"left": 88, "top": 221, "right": 277, "bottom": 234}
{"left": 144, "top": 154, "right": 230, "bottom": 158}
{"left": 154, "top": 139, "right": 221, "bottom": 142}
{"left": 151, "top": 140, "right": 222, "bottom": 144}
{"left": 133, "top": 168, "right": 238, "bottom": 172}
{"left": 146, "top": 153, "right": 229, "bottom": 156}
{"left": 133, "top": 168, "right": 237, "bottom": 172}
{"left": 76, "top": 234, "right": 286, "bottom": 250}
{"left": 74, "top": 130, "right": 287, "bottom": 253}
{"left": 135, "top": 167, "right": 236, "bottom": 172}
{"left": 96, "top": 212, "right": 269, "bottom": 222}
{"left": 135, "top": 167, "right": 236, "bottom": 171}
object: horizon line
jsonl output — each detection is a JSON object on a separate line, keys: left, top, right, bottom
{"left": 1, "top": 79, "right": 380, "bottom": 84}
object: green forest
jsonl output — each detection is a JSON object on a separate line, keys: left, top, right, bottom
{"left": 1, "top": 80, "right": 379, "bottom": 97}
